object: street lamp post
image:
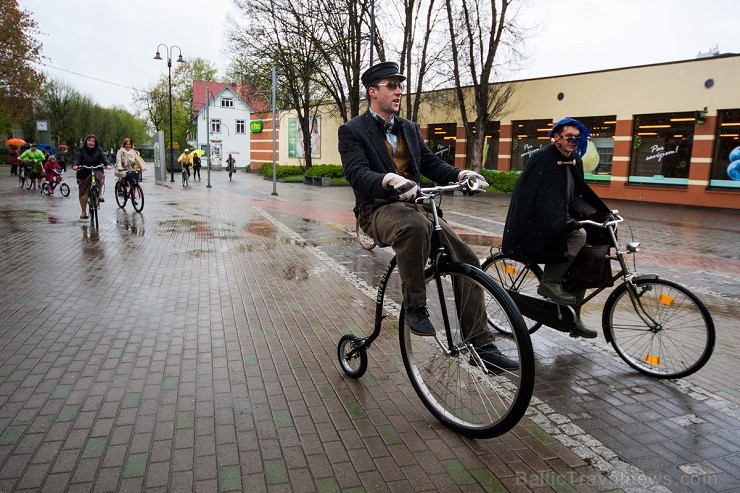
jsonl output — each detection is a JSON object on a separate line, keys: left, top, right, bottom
{"left": 250, "top": 66, "right": 278, "bottom": 196}
{"left": 153, "top": 44, "right": 184, "bottom": 183}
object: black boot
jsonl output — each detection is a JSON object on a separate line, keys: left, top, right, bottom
{"left": 538, "top": 262, "right": 577, "bottom": 304}
{"left": 570, "top": 289, "right": 597, "bottom": 338}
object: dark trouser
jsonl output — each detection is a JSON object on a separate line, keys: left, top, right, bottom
{"left": 359, "top": 202, "right": 493, "bottom": 345}
{"left": 193, "top": 166, "right": 200, "bottom": 179}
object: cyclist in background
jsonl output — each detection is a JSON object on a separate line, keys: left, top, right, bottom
{"left": 19, "top": 143, "right": 45, "bottom": 190}
{"left": 72, "top": 135, "right": 111, "bottom": 219}
{"left": 178, "top": 149, "right": 192, "bottom": 180}
{"left": 115, "top": 138, "right": 146, "bottom": 197}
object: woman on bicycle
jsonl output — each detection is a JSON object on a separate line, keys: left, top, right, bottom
{"left": 72, "top": 135, "right": 111, "bottom": 219}
{"left": 115, "top": 138, "right": 146, "bottom": 192}
{"left": 502, "top": 118, "right": 612, "bottom": 338}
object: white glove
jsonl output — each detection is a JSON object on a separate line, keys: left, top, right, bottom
{"left": 458, "top": 169, "right": 489, "bottom": 189}
{"left": 382, "top": 173, "right": 420, "bottom": 202}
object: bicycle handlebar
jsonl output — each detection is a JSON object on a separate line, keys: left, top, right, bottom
{"left": 75, "top": 164, "right": 106, "bottom": 170}
{"left": 577, "top": 212, "right": 624, "bottom": 228}
{"left": 417, "top": 178, "right": 484, "bottom": 200}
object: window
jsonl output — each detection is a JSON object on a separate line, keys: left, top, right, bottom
{"left": 510, "top": 119, "right": 552, "bottom": 171}
{"left": 629, "top": 112, "right": 695, "bottom": 185}
{"left": 573, "top": 116, "right": 616, "bottom": 181}
{"left": 710, "top": 108, "right": 740, "bottom": 189}
{"left": 210, "top": 119, "right": 221, "bottom": 133}
{"left": 479, "top": 122, "right": 500, "bottom": 170}
{"left": 427, "top": 123, "right": 456, "bottom": 166}
{"left": 235, "top": 120, "right": 246, "bottom": 134}
{"left": 221, "top": 97, "right": 234, "bottom": 108}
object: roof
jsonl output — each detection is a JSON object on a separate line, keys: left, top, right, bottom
{"left": 192, "top": 80, "right": 269, "bottom": 114}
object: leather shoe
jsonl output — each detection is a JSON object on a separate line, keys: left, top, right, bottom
{"left": 571, "top": 319, "right": 598, "bottom": 339}
{"left": 537, "top": 282, "right": 576, "bottom": 304}
{"left": 472, "top": 343, "right": 519, "bottom": 372}
{"left": 405, "top": 306, "right": 436, "bottom": 336}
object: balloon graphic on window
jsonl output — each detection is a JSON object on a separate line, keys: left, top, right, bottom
{"left": 582, "top": 140, "right": 600, "bottom": 172}
{"left": 728, "top": 146, "right": 740, "bottom": 181}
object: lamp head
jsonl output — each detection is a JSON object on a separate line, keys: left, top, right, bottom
{"left": 153, "top": 51, "right": 162, "bottom": 60}
{"left": 176, "top": 54, "right": 184, "bottom": 63}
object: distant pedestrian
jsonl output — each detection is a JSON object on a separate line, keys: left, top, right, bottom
{"left": 57, "top": 146, "right": 68, "bottom": 172}
{"left": 226, "top": 154, "right": 236, "bottom": 180}
{"left": 192, "top": 152, "right": 201, "bottom": 181}
{"left": 6, "top": 146, "right": 20, "bottom": 175}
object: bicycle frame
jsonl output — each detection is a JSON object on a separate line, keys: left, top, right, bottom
{"left": 345, "top": 179, "right": 483, "bottom": 358}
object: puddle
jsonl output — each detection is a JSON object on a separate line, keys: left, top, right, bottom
{"left": 282, "top": 261, "right": 309, "bottom": 280}
{"left": 246, "top": 219, "right": 277, "bottom": 238}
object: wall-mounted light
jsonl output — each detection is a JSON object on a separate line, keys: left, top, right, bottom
{"left": 557, "top": 92, "right": 564, "bottom": 101}
{"left": 704, "top": 78, "right": 714, "bottom": 89}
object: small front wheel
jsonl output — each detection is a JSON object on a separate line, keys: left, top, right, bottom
{"left": 131, "top": 184, "right": 144, "bottom": 212}
{"left": 604, "top": 278, "right": 715, "bottom": 379}
{"left": 337, "top": 334, "right": 368, "bottom": 378}
{"left": 60, "top": 183, "right": 70, "bottom": 197}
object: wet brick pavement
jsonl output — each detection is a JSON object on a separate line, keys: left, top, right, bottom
{"left": 0, "top": 169, "right": 738, "bottom": 492}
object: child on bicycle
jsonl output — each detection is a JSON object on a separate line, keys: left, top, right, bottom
{"left": 43, "top": 155, "right": 63, "bottom": 193}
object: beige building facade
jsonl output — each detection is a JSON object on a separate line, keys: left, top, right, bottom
{"left": 252, "top": 54, "right": 740, "bottom": 209}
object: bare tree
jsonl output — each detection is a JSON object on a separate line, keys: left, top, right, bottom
{"left": 442, "top": 0, "right": 524, "bottom": 171}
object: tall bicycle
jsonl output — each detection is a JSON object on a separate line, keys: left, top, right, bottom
{"left": 337, "top": 180, "right": 535, "bottom": 438}
{"left": 78, "top": 164, "right": 105, "bottom": 230}
{"left": 115, "top": 172, "right": 144, "bottom": 212}
{"left": 19, "top": 160, "right": 33, "bottom": 189}
{"left": 482, "top": 213, "right": 715, "bottom": 379}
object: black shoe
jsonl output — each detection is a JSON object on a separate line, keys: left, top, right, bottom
{"left": 570, "top": 319, "right": 598, "bottom": 339}
{"left": 472, "top": 343, "right": 519, "bottom": 372}
{"left": 405, "top": 306, "right": 436, "bottom": 336}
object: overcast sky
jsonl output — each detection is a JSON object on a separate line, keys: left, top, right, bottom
{"left": 21, "top": 0, "right": 740, "bottom": 109}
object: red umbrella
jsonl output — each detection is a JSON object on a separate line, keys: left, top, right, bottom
{"left": 5, "top": 138, "right": 26, "bottom": 147}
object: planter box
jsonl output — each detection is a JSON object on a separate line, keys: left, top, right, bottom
{"left": 303, "top": 175, "right": 331, "bottom": 187}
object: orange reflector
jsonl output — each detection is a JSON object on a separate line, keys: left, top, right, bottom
{"left": 505, "top": 266, "right": 516, "bottom": 275}
{"left": 659, "top": 294, "right": 674, "bottom": 306}
{"left": 645, "top": 354, "right": 660, "bottom": 365}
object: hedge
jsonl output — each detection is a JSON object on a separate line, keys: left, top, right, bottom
{"left": 256, "top": 163, "right": 522, "bottom": 193}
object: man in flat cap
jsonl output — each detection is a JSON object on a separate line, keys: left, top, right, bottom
{"left": 339, "top": 61, "right": 517, "bottom": 372}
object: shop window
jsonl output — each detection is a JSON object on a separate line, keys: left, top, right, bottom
{"left": 510, "top": 119, "right": 552, "bottom": 171}
{"left": 629, "top": 112, "right": 695, "bottom": 185}
{"left": 710, "top": 109, "right": 740, "bottom": 189}
{"left": 427, "top": 123, "right": 456, "bottom": 166}
{"left": 573, "top": 116, "right": 616, "bottom": 181}
{"left": 481, "top": 121, "right": 500, "bottom": 170}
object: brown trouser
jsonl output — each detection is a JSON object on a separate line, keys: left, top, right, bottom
{"left": 359, "top": 201, "right": 493, "bottom": 345}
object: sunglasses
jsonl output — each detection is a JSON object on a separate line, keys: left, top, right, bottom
{"left": 376, "top": 80, "right": 404, "bottom": 91}
{"left": 559, "top": 135, "right": 581, "bottom": 143}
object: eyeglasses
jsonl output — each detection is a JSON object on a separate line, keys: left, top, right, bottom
{"left": 376, "top": 80, "right": 404, "bottom": 91}
{"left": 559, "top": 135, "right": 580, "bottom": 143}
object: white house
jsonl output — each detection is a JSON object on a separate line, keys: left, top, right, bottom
{"left": 192, "top": 81, "right": 251, "bottom": 169}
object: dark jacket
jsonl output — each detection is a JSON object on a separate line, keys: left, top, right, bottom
{"left": 73, "top": 145, "right": 110, "bottom": 180}
{"left": 502, "top": 144, "right": 610, "bottom": 264}
{"left": 339, "top": 110, "right": 461, "bottom": 217}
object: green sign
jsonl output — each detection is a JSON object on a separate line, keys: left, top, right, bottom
{"left": 250, "top": 120, "right": 263, "bottom": 133}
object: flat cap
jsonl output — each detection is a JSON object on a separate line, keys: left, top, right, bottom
{"left": 361, "top": 62, "right": 406, "bottom": 88}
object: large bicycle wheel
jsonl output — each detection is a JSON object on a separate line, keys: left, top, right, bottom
{"left": 60, "top": 183, "right": 70, "bottom": 197}
{"left": 130, "top": 184, "right": 144, "bottom": 212}
{"left": 604, "top": 278, "right": 715, "bottom": 379}
{"left": 115, "top": 181, "right": 128, "bottom": 208}
{"left": 482, "top": 253, "right": 543, "bottom": 334}
{"left": 25, "top": 176, "right": 33, "bottom": 189}
{"left": 400, "top": 263, "right": 534, "bottom": 439}
{"left": 41, "top": 183, "right": 51, "bottom": 195}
